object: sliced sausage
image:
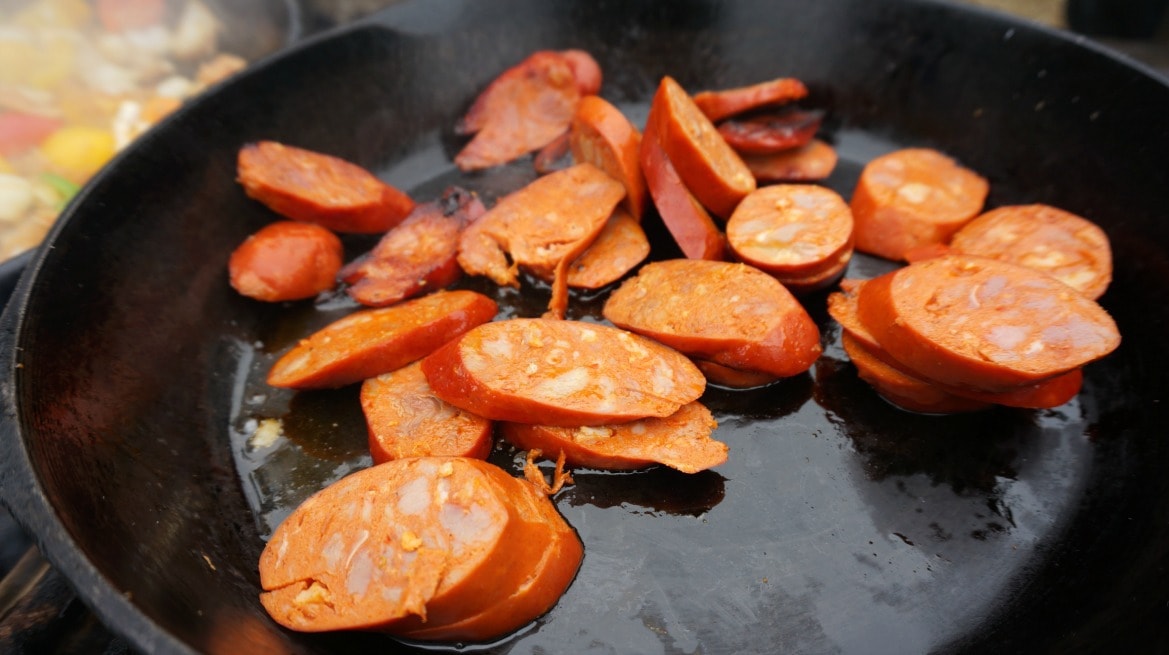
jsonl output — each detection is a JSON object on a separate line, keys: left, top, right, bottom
{"left": 267, "top": 290, "right": 498, "bottom": 389}
{"left": 570, "top": 95, "right": 647, "bottom": 221}
{"left": 741, "top": 139, "right": 839, "bottom": 183}
{"left": 726, "top": 184, "right": 854, "bottom": 286}
{"left": 532, "top": 131, "right": 572, "bottom": 174}
{"left": 454, "top": 51, "right": 581, "bottom": 171}
{"left": 693, "top": 359, "right": 782, "bottom": 389}
{"left": 259, "top": 457, "right": 569, "bottom": 635}
{"left": 716, "top": 109, "right": 824, "bottom": 155}
{"left": 421, "top": 318, "right": 707, "bottom": 426}
{"left": 229, "top": 221, "right": 343, "bottom": 302}
{"left": 559, "top": 49, "right": 603, "bottom": 96}
{"left": 841, "top": 333, "right": 992, "bottom": 414}
{"left": 949, "top": 204, "right": 1112, "bottom": 299}
{"left": 692, "top": 77, "right": 809, "bottom": 123}
{"left": 563, "top": 208, "right": 650, "bottom": 289}
{"left": 850, "top": 147, "right": 989, "bottom": 261}
{"left": 854, "top": 255, "right": 1120, "bottom": 392}
{"left": 340, "top": 187, "right": 485, "bottom": 307}
{"left": 361, "top": 361, "right": 493, "bottom": 463}
{"left": 640, "top": 105, "right": 726, "bottom": 260}
{"left": 654, "top": 76, "right": 756, "bottom": 218}
{"left": 237, "top": 141, "right": 414, "bottom": 234}
{"left": 603, "top": 259, "right": 822, "bottom": 378}
{"left": 500, "top": 401, "right": 726, "bottom": 473}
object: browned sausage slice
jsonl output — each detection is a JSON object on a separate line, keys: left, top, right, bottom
{"left": 500, "top": 401, "right": 726, "bottom": 473}
{"left": 360, "top": 361, "right": 493, "bottom": 463}
{"left": 692, "top": 359, "right": 783, "bottom": 389}
{"left": 229, "top": 221, "right": 343, "bottom": 302}
{"left": 570, "top": 95, "right": 648, "bottom": 221}
{"left": 716, "top": 109, "right": 824, "bottom": 155}
{"left": 267, "top": 290, "right": 498, "bottom": 389}
{"left": 841, "top": 332, "right": 992, "bottom": 414}
{"left": 603, "top": 259, "right": 822, "bottom": 378}
{"left": 421, "top": 318, "right": 707, "bottom": 426}
{"left": 562, "top": 208, "right": 649, "bottom": 289}
{"left": 237, "top": 141, "right": 415, "bottom": 234}
{"left": 692, "top": 77, "right": 809, "bottom": 123}
{"left": 741, "top": 139, "right": 839, "bottom": 183}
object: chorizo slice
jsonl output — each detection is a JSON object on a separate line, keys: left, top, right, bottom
{"left": 561, "top": 208, "right": 649, "bottom": 289}
{"left": 949, "top": 204, "right": 1113, "bottom": 300}
{"left": 267, "top": 290, "right": 498, "bottom": 389}
{"left": 741, "top": 139, "right": 839, "bottom": 183}
{"left": 640, "top": 106, "right": 726, "bottom": 260}
{"left": 692, "top": 77, "right": 809, "bottom": 123}
{"left": 850, "top": 147, "right": 989, "bottom": 261}
{"left": 654, "top": 76, "right": 755, "bottom": 218}
{"left": 259, "top": 457, "right": 561, "bottom": 634}
{"left": 454, "top": 51, "right": 581, "bottom": 171}
{"left": 229, "top": 221, "right": 343, "bottom": 302}
{"left": 421, "top": 318, "right": 707, "bottom": 426}
{"left": 854, "top": 255, "right": 1120, "bottom": 392}
{"left": 360, "top": 361, "right": 493, "bottom": 463}
{"left": 716, "top": 109, "right": 824, "bottom": 155}
{"left": 693, "top": 359, "right": 783, "bottom": 389}
{"left": 603, "top": 259, "right": 822, "bottom": 378}
{"left": 237, "top": 141, "right": 415, "bottom": 234}
{"left": 726, "top": 184, "right": 854, "bottom": 284}
{"left": 340, "top": 187, "right": 485, "bottom": 307}
{"left": 500, "top": 401, "right": 726, "bottom": 473}
{"left": 570, "top": 95, "right": 648, "bottom": 221}
{"left": 559, "top": 49, "right": 603, "bottom": 96}
{"left": 841, "top": 333, "right": 992, "bottom": 414}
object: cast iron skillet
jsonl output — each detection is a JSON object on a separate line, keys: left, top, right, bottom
{"left": 2, "top": 0, "right": 1168, "bottom": 653}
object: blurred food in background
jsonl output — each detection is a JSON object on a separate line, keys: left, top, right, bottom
{"left": 0, "top": 0, "right": 249, "bottom": 259}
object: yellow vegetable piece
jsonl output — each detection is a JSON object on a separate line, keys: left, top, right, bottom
{"left": 0, "top": 156, "right": 12, "bottom": 175}
{"left": 40, "top": 126, "right": 117, "bottom": 182}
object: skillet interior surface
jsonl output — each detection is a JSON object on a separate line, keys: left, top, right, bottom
{"left": 2, "top": 0, "right": 1168, "bottom": 653}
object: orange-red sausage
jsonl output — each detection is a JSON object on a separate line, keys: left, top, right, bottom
{"left": 570, "top": 95, "right": 647, "bottom": 221}
{"left": 654, "top": 76, "right": 755, "bottom": 218}
{"left": 726, "top": 184, "right": 854, "bottom": 287}
{"left": 716, "top": 109, "right": 823, "bottom": 155}
{"left": 559, "top": 49, "right": 602, "bottom": 96}
{"left": 455, "top": 51, "right": 582, "bottom": 171}
{"left": 692, "top": 359, "right": 783, "bottom": 389}
{"left": 360, "top": 361, "right": 493, "bottom": 463}
{"left": 267, "top": 290, "right": 498, "bottom": 389}
{"left": 563, "top": 208, "right": 650, "bottom": 289}
{"left": 692, "top": 77, "right": 809, "bottom": 123}
{"left": 500, "top": 401, "right": 726, "bottom": 473}
{"left": 841, "top": 333, "right": 992, "bottom": 414}
{"left": 742, "top": 139, "right": 838, "bottom": 183}
{"left": 421, "top": 318, "right": 707, "bottom": 426}
{"left": 603, "top": 259, "right": 822, "bottom": 378}
{"left": 640, "top": 105, "right": 726, "bottom": 260}
{"left": 237, "top": 141, "right": 414, "bottom": 234}
{"left": 259, "top": 457, "right": 577, "bottom": 637}
{"left": 229, "top": 221, "right": 342, "bottom": 302}
{"left": 340, "top": 187, "right": 484, "bottom": 307}
{"left": 949, "top": 204, "right": 1112, "bottom": 300}
{"left": 850, "top": 147, "right": 988, "bottom": 261}
{"left": 854, "top": 255, "right": 1120, "bottom": 392}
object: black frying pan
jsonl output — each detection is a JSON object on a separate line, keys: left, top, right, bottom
{"left": 2, "top": 0, "right": 1169, "bottom": 653}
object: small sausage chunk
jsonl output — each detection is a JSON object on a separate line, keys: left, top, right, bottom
{"left": 237, "top": 141, "right": 414, "bottom": 234}
{"left": 361, "top": 361, "right": 493, "bottom": 463}
{"left": 570, "top": 95, "right": 647, "bottom": 221}
{"left": 229, "top": 221, "right": 342, "bottom": 302}
{"left": 949, "top": 204, "right": 1112, "bottom": 299}
{"left": 603, "top": 259, "right": 822, "bottom": 378}
{"left": 692, "top": 77, "right": 809, "bottom": 123}
{"left": 501, "top": 401, "right": 726, "bottom": 473}
{"left": 560, "top": 209, "right": 650, "bottom": 289}
{"left": 850, "top": 148, "right": 988, "bottom": 261}
{"left": 421, "top": 318, "right": 707, "bottom": 426}
{"left": 267, "top": 290, "right": 498, "bottom": 389}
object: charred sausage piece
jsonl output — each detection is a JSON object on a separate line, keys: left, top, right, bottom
{"left": 267, "top": 290, "right": 498, "bottom": 389}
{"left": 360, "top": 361, "right": 493, "bottom": 463}
{"left": 229, "top": 221, "right": 343, "bottom": 302}
{"left": 741, "top": 139, "right": 839, "bottom": 183}
{"left": 854, "top": 255, "right": 1120, "bottom": 392}
{"left": 640, "top": 105, "right": 726, "bottom": 260}
{"left": 500, "top": 401, "right": 726, "bottom": 473}
{"left": 259, "top": 457, "right": 570, "bottom": 636}
{"left": 850, "top": 147, "right": 989, "bottom": 261}
{"left": 604, "top": 259, "right": 822, "bottom": 378}
{"left": 454, "top": 51, "right": 582, "bottom": 171}
{"left": 237, "top": 141, "right": 414, "bottom": 234}
{"left": 341, "top": 187, "right": 485, "bottom": 307}
{"left": 716, "top": 109, "right": 824, "bottom": 155}
{"left": 841, "top": 333, "right": 993, "bottom": 414}
{"left": 421, "top": 318, "right": 707, "bottom": 426}
{"left": 654, "top": 76, "right": 755, "bottom": 219}
{"left": 692, "top": 77, "right": 809, "bottom": 123}
{"left": 726, "top": 184, "right": 854, "bottom": 289}
{"left": 949, "top": 204, "right": 1113, "bottom": 299}
{"left": 570, "top": 95, "right": 647, "bottom": 221}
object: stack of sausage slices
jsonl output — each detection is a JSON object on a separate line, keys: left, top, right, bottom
{"left": 225, "top": 48, "right": 1120, "bottom": 642}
